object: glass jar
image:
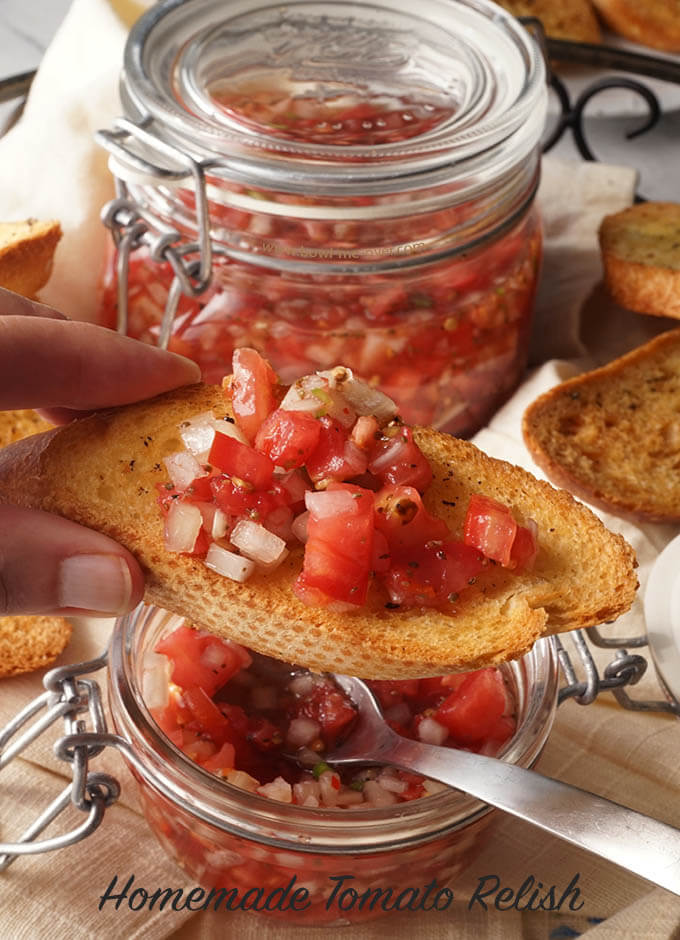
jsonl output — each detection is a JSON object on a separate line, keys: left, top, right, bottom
{"left": 107, "top": 604, "right": 559, "bottom": 927}
{"left": 99, "top": 0, "right": 547, "bottom": 437}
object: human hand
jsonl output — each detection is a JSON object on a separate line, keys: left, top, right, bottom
{"left": 0, "top": 288, "right": 201, "bottom": 617}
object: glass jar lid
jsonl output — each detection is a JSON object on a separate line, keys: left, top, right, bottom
{"left": 120, "top": 0, "right": 547, "bottom": 186}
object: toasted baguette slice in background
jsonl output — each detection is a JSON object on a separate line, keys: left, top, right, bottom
{"left": 0, "top": 385, "right": 637, "bottom": 678}
{"left": 590, "top": 0, "right": 680, "bottom": 53}
{"left": 523, "top": 329, "right": 680, "bottom": 523}
{"left": 0, "top": 615, "right": 72, "bottom": 679}
{"left": 494, "top": 0, "right": 602, "bottom": 42}
{"left": 0, "top": 409, "right": 71, "bottom": 678}
{"left": 599, "top": 202, "right": 680, "bottom": 320}
{"left": 0, "top": 219, "right": 62, "bottom": 299}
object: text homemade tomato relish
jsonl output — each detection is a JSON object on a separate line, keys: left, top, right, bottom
{"left": 150, "top": 624, "right": 517, "bottom": 808}
{"left": 100, "top": 88, "right": 541, "bottom": 437}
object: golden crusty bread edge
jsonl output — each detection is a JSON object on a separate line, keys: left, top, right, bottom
{"left": 0, "top": 384, "right": 637, "bottom": 678}
{"left": 523, "top": 329, "right": 680, "bottom": 523}
{"left": 0, "top": 219, "right": 62, "bottom": 299}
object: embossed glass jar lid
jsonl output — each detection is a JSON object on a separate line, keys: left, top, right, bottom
{"left": 121, "top": 0, "right": 547, "bottom": 180}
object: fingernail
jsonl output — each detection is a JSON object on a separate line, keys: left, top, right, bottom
{"left": 58, "top": 554, "right": 133, "bottom": 614}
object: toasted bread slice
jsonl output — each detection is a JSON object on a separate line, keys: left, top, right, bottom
{"left": 0, "top": 615, "right": 72, "bottom": 678}
{"left": 523, "top": 329, "right": 680, "bottom": 523}
{"left": 494, "top": 0, "right": 601, "bottom": 42}
{"left": 0, "top": 408, "right": 52, "bottom": 446}
{"left": 0, "top": 385, "right": 637, "bottom": 678}
{"left": 599, "top": 202, "right": 680, "bottom": 320}
{"left": 0, "top": 408, "right": 71, "bottom": 678}
{"left": 0, "top": 220, "right": 62, "bottom": 299}
{"left": 590, "top": 0, "right": 680, "bottom": 52}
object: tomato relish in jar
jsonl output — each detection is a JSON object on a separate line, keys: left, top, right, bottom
{"left": 108, "top": 606, "right": 559, "bottom": 927}
{"left": 99, "top": 0, "right": 547, "bottom": 435}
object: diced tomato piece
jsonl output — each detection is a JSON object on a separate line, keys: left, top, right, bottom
{"left": 371, "top": 529, "right": 391, "bottom": 574}
{"left": 181, "top": 476, "right": 216, "bottom": 503}
{"left": 374, "top": 485, "right": 449, "bottom": 557}
{"left": 295, "top": 483, "right": 374, "bottom": 606}
{"left": 305, "top": 417, "right": 368, "bottom": 484}
{"left": 434, "top": 668, "right": 507, "bottom": 745}
{"left": 209, "top": 432, "right": 275, "bottom": 489}
{"left": 380, "top": 540, "right": 484, "bottom": 608}
{"left": 369, "top": 680, "right": 420, "bottom": 709}
{"left": 368, "top": 427, "right": 432, "bottom": 492}
{"left": 182, "top": 686, "right": 231, "bottom": 741}
{"left": 350, "top": 415, "right": 380, "bottom": 450}
{"left": 255, "top": 408, "right": 321, "bottom": 469}
{"left": 230, "top": 347, "right": 279, "bottom": 442}
{"left": 293, "top": 680, "right": 357, "bottom": 749}
{"left": 156, "top": 625, "right": 252, "bottom": 697}
{"left": 509, "top": 523, "right": 538, "bottom": 571}
{"left": 478, "top": 715, "right": 516, "bottom": 755}
{"left": 247, "top": 717, "right": 283, "bottom": 751}
{"left": 463, "top": 494, "right": 517, "bottom": 567}
{"left": 202, "top": 741, "right": 236, "bottom": 773}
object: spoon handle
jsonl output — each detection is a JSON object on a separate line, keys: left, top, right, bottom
{"left": 385, "top": 734, "right": 680, "bottom": 896}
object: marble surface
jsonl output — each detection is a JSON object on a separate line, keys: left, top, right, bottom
{"left": 0, "top": 0, "right": 678, "bottom": 199}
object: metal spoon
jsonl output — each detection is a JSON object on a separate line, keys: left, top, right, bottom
{"left": 327, "top": 674, "right": 680, "bottom": 897}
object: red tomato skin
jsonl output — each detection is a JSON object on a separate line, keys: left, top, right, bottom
{"left": 255, "top": 408, "right": 321, "bottom": 469}
{"left": 373, "top": 485, "right": 449, "bottom": 557}
{"left": 434, "top": 668, "right": 507, "bottom": 745}
{"left": 463, "top": 494, "right": 517, "bottom": 567}
{"left": 294, "top": 681, "right": 357, "bottom": 749}
{"left": 368, "top": 427, "right": 432, "bottom": 492}
{"left": 509, "top": 524, "right": 538, "bottom": 571}
{"left": 230, "top": 348, "right": 278, "bottom": 442}
{"left": 379, "top": 539, "right": 483, "bottom": 609}
{"left": 305, "top": 417, "right": 367, "bottom": 484}
{"left": 296, "top": 483, "right": 374, "bottom": 606}
{"left": 209, "top": 432, "right": 275, "bottom": 490}
{"left": 155, "top": 625, "right": 251, "bottom": 697}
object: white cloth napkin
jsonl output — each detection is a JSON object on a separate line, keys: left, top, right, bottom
{"left": 2, "top": 2, "right": 680, "bottom": 939}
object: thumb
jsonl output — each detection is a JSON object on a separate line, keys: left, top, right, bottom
{"left": 0, "top": 505, "right": 144, "bottom": 617}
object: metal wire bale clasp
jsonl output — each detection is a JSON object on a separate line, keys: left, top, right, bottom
{"left": 0, "top": 652, "right": 122, "bottom": 870}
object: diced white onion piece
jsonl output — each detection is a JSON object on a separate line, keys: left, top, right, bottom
{"left": 286, "top": 717, "right": 321, "bottom": 747}
{"left": 225, "top": 769, "right": 260, "bottom": 792}
{"left": 213, "top": 416, "right": 248, "bottom": 445}
{"left": 363, "top": 780, "right": 399, "bottom": 806}
{"left": 289, "top": 673, "right": 314, "bottom": 697}
{"left": 205, "top": 543, "right": 256, "bottom": 582}
{"left": 163, "top": 451, "right": 207, "bottom": 491}
{"left": 293, "top": 780, "right": 321, "bottom": 804}
{"left": 165, "top": 501, "right": 202, "bottom": 553}
{"left": 198, "top": 502, "right": 229, "bottom": 539}
{"left": 305, "top": 489, "right": 357, "bottom": 519}
{"left": 257, "top": 776, "right": 293, "bottom": 803}
{"left": 230, "top": 519, "right": 288, "bottom": 569}
{"left": 318, "top": 770, "right": 341, "bottom": 807}
{"left": 179, "top": 412, "right": 218, "bottom": 456}
{"left": 291, "top": 511, "right": 309, "bottom": 544}
{"left": 335, "top": 789, "right": 365, "bottom": 806}
{"left": 280, "top": 376, "right": 327, "bottom": 414}
{"left": 142, "top": 653, "right": 171, "bottom": 710}
{"left": 376, "top": 771, "right": 408, "bottom": 794}
{"left": 417, "top": 717, "right": 449, "bottom": 746}
{"left": 301, "top": 796, "right": 320, "bottom": 807}
{"left": 319, "top": 367, "right": 398, "bottom": 425}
